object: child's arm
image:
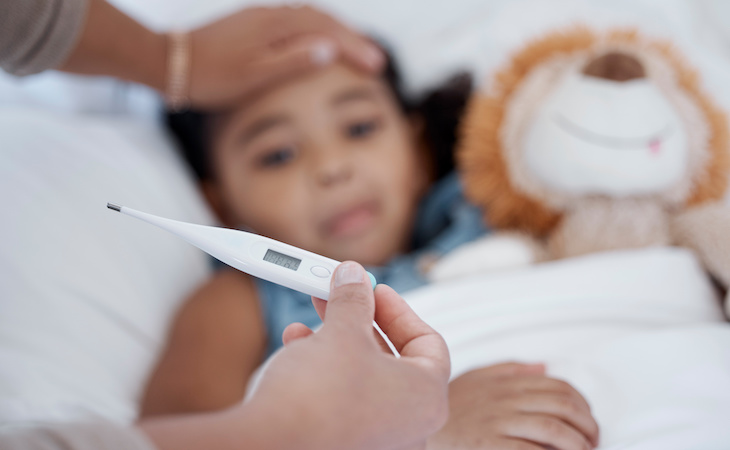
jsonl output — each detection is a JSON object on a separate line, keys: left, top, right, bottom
{"left": 428, "top": 362, "right": 600, "bottom": 450}
{"left": 140, "top": 269, "right": 267, "bottom": 417}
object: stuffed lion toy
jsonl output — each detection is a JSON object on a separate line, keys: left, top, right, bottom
{"left": 430, "top": 27, "right": 730, "bottom": 315}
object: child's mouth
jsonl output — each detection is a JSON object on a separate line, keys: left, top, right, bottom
{"left": 323, "top": 201, "right": 379, "bottom": 238}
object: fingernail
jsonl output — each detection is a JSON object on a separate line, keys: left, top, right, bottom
{"left": 334, "top": 261, "right": 364, "bottom": 287}
{"left": 311, "top": 41, "right": 336, "bottom": 66}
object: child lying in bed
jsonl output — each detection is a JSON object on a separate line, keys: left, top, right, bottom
{"left": 140, "top": 46, "right": 599, "bottom": 448}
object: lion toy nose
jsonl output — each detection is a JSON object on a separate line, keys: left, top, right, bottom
{"left": 582, "top": 52, "right": 645, "bottom": 82}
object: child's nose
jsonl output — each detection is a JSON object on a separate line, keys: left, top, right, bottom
{"left": 316, "top": 157, "right": 353, "bottom": 186}
{"left": 315, "top": 146, "right": 354, "bottom": 187}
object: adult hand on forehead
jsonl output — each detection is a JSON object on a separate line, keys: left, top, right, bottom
{"left": 59, "top": 1, "right": 384, "bottom": 111}
{"left": 188, "top": 5, "right": 385, "bottom": 109}
{"left": 253, "top": 261, "right": 451, "bottom": 450}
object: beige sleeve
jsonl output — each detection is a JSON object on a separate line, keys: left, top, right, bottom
{"left": 0, "top": 0, "right": 90, "bottom": 76}
{"left": 0, "top": 420, "right": 157, "bottom": 450}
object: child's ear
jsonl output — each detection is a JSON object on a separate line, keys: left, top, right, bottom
{"left": 201, "top": 181, "right": 233, "bottom": 226}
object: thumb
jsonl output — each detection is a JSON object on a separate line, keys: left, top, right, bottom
{"left": 323, "top": 261, "right": 374, "bottom": 332}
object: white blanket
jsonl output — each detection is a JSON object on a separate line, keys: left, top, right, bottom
{"left": 404, "top": 247, "right": 730, "bottom": 449}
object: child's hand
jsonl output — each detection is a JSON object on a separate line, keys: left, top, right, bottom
{"left": 428, "top": 362, "right": 600, "bottom": 450}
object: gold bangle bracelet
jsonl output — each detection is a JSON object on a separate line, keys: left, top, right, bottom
{"left": 166, "top": 31, "right": 191, "bottom": 111}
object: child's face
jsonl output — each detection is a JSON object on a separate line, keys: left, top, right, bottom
{"left": 206, "top": 63, "right": 428, "bottom": 266}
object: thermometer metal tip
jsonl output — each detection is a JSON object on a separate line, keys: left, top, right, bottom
{"left": 107, "top": 203, "right": 122, "bottom": 212}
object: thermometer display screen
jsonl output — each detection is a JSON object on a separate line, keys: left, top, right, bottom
{"left": 263, "top": 249, "right": 301, "bottom": 271}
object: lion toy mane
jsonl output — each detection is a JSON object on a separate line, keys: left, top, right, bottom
{"left": 429, "top": 27, "right": 730, "bottom": 315}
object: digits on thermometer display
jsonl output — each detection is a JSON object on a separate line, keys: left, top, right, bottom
{"left": 263, "top": 249, "right": 302, "bottom": 271}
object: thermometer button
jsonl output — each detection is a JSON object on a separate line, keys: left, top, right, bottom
{"left": 310, "top": 265, "right": 331, "bottom": 278}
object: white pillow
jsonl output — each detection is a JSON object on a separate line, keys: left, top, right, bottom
{"left": 0, "top": 107, "right": 213, "bottom": 424}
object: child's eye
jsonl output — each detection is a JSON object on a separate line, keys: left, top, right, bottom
{"left": 346, "top": 120, "right": 380, "bottom": 139}
{"left": 258, "top": 147, "right": 296, "bottom": 168}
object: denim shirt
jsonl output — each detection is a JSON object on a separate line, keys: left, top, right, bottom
{"left": 253, "top": 173, "right": 490, "bottom": 356}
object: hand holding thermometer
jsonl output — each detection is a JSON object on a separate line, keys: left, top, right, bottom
{"left": 106, "top": 203, "right": 398, "bottom": 355}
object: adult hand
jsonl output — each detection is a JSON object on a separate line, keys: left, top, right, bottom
{"left": 141, "top": 262, "right": 449, "bottom": 450}
{"left": 188, "top": 5, "right": 385, "bottom": 109}
{"left": 428, "top": 363, "right": 600, "bottom": 450}
{"left": 266, "top": 261, "right": 451, "bottom": 450}
{"left": 60, "top": 1, "right": 384, "bottom": 110}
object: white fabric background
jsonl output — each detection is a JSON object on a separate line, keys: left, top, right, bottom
{"left": 0, "top": 109, "right": 213, "bottom": 423}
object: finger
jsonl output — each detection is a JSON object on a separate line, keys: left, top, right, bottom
{"left": 512, "top": 393, "right": 600, "bottom": 446}
{"left": 498, "top": 415, "right": 594, "bottom": 450}
{"left": 472, "top": 362, "right": 546, "bottom": 378}
{"left": 281, "top": 322, "right": 314, "bottom": 346}
{"left": 330, "top": 30, "right": 384, "bottom": 72}
{"left": 311, "top": 297, "right": 327, "bottom": 320}
{"left": 277, "top": 6, "right": 384, "bottom": 72}
{"left": 236, "top": 36, "right": 338, "bottom": 100}
{"left": 313, "top": 270, "right": 389, "bottom": 354}
{"left": 321, "top": 261, "right": 375, "bottom": 332}
{"left": 272, "top": 29, "right": 382, "bottom": 73}
{"left": 373, "top": 284, "right": 450, "bottom": 378}
{"left": 510, "top": 377, "right": 594, "bottom": 414}
{"left": 372, "top": 321, "right": 398, "bottom": 355}
{"left": 258, "top": 34, "right": 338, "bottom": 70}
{"left": 429, "top": 433, "right": 544, "bottom": 450}
{"left": 493, "top": 439, "right": 545, "bottom": 450}
{"left": 398, "top": 441, "right": 426, "bottom": 450}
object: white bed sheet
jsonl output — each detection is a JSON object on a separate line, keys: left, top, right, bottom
{"left": 405, "top": 247, "right": 730, "bottom": 449}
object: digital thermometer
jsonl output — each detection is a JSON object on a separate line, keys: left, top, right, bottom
{"left": 106, "top": 203, "right": 376, "bottom": 300}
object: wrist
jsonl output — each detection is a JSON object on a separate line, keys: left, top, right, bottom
{"left": 139, "top": 405, "right": 278, "bottom": 450}
{"left": 232, "top": 397, "right": 311, "bottom": 449}
{"left": 136, "top": 31, "right": 167, "bottom": 92}
{"left": 235, "top": 393, "right": 353, "bottom": 450}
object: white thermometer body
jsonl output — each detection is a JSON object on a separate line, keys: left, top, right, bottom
{"left": 107, "top": 204, "right": 376, "bottom": 300}
{"left": 107, "top": 203, "right": 397, "bottom": 356}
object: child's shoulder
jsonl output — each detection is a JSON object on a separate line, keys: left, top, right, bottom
{"left": 178, "top": 269, "right": 261, "bottom": 327}
{"left": 206, "top": 267, "right": 257, "bottom": 293}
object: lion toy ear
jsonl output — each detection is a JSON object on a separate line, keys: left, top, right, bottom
{"left": 432, "top": 27, "right": 730, "bottom": 312}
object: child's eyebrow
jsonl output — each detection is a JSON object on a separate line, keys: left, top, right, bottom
{"left": 239, "top": 115, "right": 290, "bottom": 145}
{"left": 331, "top": 86, "right": 379, "bottom": 106}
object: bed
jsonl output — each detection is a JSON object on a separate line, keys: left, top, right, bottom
{"left": 1, "top": 0, "right": 729, "bottom": 447}
{"left": 405, "top": 248, "right": 730, "bottom": 449}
